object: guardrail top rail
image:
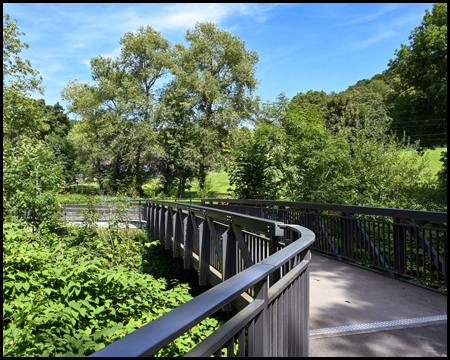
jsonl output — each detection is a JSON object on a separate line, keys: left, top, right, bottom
{"left": 83, "top": 199, "right": 315, "bottom": 357}
{"left": 199, "top": 199, "right": 448, "bottom": 223}
{"left": 90, "top": 220, "right": 315, "bottom": 357}
{"left": 199, "top": 199, "right": 447, "bottom": 292}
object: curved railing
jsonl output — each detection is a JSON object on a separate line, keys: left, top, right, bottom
{"left": 67, "top": 200, "right": 315, "bottom": 357}
{"left": 199, "top": 199, "right": 447, "bottom": 292}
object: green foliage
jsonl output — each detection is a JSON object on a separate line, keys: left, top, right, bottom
{"left": 3, "top": 13, "right": 46, "bottom": 145}
{"left": 3, "top": 139, "right": 64, "bottom": 228}
{"left": 387, "top": 3, "right": 447, "bottom": 148}
{"left": 44, "top": 133, "right": 78, "bottom": 184}
{"left": 227, "top": 92, "right": 444, "bottom": 211}
{"left": 227, "top": 125, "right": 283, "bottom": 200}
{"left": 167, "top": 21, "right": 259, "bottom": 193}
{"left": 332, "top": 130, "right": 437, "bottom": 209}
{"left": 228, "top": 94, "right": 348, "bottom": 201}
{"left": 3, "top": 203, "right": 220, "bottom": 357}
{"left": 62, "top": 25, "right": 172, "bottom": 195}
{"left": 322, "top": 79, "right": 392, "bottom": 142}
{"left": 291, "top": 90, "right": 329, "bottom": 120}
{"left": 74, "top": 197, "right": 100, "bottom": 245}
{"left": 154, "top": 86, "right": 198, "bottom": 197}
{"left": 436, "top": 150, "right": 447, "bottom": 190}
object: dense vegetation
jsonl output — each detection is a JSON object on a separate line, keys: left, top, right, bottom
{"left": 3, "top": 201, "right": 221, "bottom": 356}
{"left": 3, "top": 4, "right": 447, "bottom": 357}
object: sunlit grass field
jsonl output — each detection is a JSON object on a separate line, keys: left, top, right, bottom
{"left": 421, "top": 147, "right": 446, "bottom": 176}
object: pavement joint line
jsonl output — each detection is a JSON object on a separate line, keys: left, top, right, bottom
{"left": 309, "top": 315, "right": 447, "bottom": 336}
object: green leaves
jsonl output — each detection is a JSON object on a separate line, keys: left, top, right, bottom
{"left": 387, "top": 3, "right": 447, "bottom": 148}
{"left": 3, "top": 139, "right": 64, "bottom": 229}
{"left": 3, "top": 219, "right": 219, "bottom": 357}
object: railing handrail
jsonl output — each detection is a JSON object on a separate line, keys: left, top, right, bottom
{"left": 60, "top": 199, "right": 447, "bottom": 223}
{"left": 90, "top": 220, "right": 314, "bottom": 357}
{"left": 197, "top": 199, "right": 446, "bottom": 292}
{"left": 145, "top": 199, "right": 285, "bottom": 236}
{"left": 200, "top": 199, "right": 448, "bottom": 223}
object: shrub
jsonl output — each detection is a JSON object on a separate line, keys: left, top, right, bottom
{"left": 3, "top": 217, "right": 219, "bottom": 357}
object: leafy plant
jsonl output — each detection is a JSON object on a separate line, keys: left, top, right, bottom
{"left": 3, "top": 139, "right": 64, "bottom": 230}
{"left": 3, "top": 203, "right": 220, "bottom": 357}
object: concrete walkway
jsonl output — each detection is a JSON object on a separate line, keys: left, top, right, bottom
{"left": 309, "top": 253, "right": 447, "bottom": 357}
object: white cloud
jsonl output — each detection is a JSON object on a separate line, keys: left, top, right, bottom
{"left": 120, "top": 3, "right": 284, "bottom": 34}
{"left": 339, "top": 4, "right": 400, "bottom": 26}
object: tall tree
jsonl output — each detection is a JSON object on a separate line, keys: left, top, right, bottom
{"left": 3, "top": 13, "right": 63, "bottom": 227}
{"left": 155, "top": 80, "right": 199, "bottom": 198}
{"left": 228, "top": 94, "right": 349, "bottom": 202}
{"left": 3, "top": 13, "right": 47, "bottom": 144}
{"left": 387, "top": 3, "right": 447, "bottom": 148}
{"left": 62, "top": 26, "right": 172, "bottom": 194}
{"left": 172, "top": 22, "right": 259, "bottom": 191}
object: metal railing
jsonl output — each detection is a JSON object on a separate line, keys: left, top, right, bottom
{"left": 199, "top": 199, "right": 447, "bottom": 292}
{"left": 77, "top": 200, "right": 315, "bottom": 357}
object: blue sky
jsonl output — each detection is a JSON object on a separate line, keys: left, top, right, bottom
{"left": 4, "top": 3, "right": 434, "bottom": 114}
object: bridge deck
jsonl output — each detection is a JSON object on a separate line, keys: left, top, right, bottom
{"left": 309, "top": 252, "right": 447, "bottom": 357}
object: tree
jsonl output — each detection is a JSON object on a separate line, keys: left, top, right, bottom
{"left": 291, "top": 90, "right": 329, "bottom": 120}
{"left": 172, "top": 22, "right": 259, "bottom": 192}
{"left": 322, "top": 78, "right": 392, "bottom": 142}
{"left": 3, "top": 13, "right": 47, "bottom": 144}
{"left": 3, "top": 139, "right": 63, "bottom": 229}
{"left": 228, "top": 94, "right": 349, "bottom": 202}
{"left": 36, "top": 100, "right": 73, "bottom": 138}
{"left": 387, "top": 3, "right": 447, "bottom": 148}
{"left": 62, "top": 26, "right": 172, "bottom": 194}
{"left": 3, "top": 13, "right": 64, "bottom": 228}
{"left": 31, "top": 99, "right": 78, "bottom": 183}
{"left": 153, "top": 80, "right": 198, "bottom": 198}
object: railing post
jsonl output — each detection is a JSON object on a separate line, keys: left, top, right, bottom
{"left": 222, "top": 228, "right": 237, "bottom": 282}
{"left": 269, "top": 235, "right": 281, "bottom": 286}
{"left": 149, "top": 203, "right": 155, "bottom": 238}
{"left": 159, "top": 205, "right": 165, "bottom": 242}
{"left": 299, "top": 250, "right": 311, "bottom": 357}
{"left": 183, "top": 211, "right": 194, "bottom": 269}
{"left": 154, "top": 204, "right": 160, "bottom": 240}
{"left": 199, "top": 219, "right": 211, "bottom": 286}
{"left": 145, "top": 203, "right": 150, "bottom": 235}
{"left": 138, "top": 200, "right": 142, "bottom": 230}
{"left": 222, "top": 227, "right": 237, "bottom": 311}
{"left": 393, "top": 217, "right": 407, "bottom": 274}
{"left": 253, "top": 278, "right": 269, "bottom": 357}
{"left": 173, "top": 209, "right": 183, "bottom": 258}
{"left": 340, "top": 212, "right": 353, "bottom": 259}
{"left": 165, "top": 206, "right": 173, "bottom": 250}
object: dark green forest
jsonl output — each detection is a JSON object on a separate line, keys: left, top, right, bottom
{"left": 2, "top": 4, "right": 447, "bottom": 356}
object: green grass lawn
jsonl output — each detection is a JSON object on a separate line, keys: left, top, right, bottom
{"left": 422, "top": 147, "right": 446, "bottom": 176}
{"left": 187, "top": 171, "right": 233, "bottom": 198}
{"left": 142, "top": 171, "right": 234, "bottom": 199}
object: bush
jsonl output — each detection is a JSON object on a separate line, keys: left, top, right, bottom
{"left": 3, "top": 139, "right": 64, "bottom": 229}
{"left": 3, "top": 214, "right": 219, "bottom": 357}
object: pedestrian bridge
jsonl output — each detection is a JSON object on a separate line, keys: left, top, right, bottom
{"left": 61, "top": 199, "right": 447, "bottom": 357}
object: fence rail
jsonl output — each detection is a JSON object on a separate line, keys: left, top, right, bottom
{"left": 61, "top": 198, "right": 446, "bottom": 357}
{"left": 198, "top": 199, "right": 447, "bottom": 292}
{"left": 68, "top": 200, "right": 315, "bottom": 357}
